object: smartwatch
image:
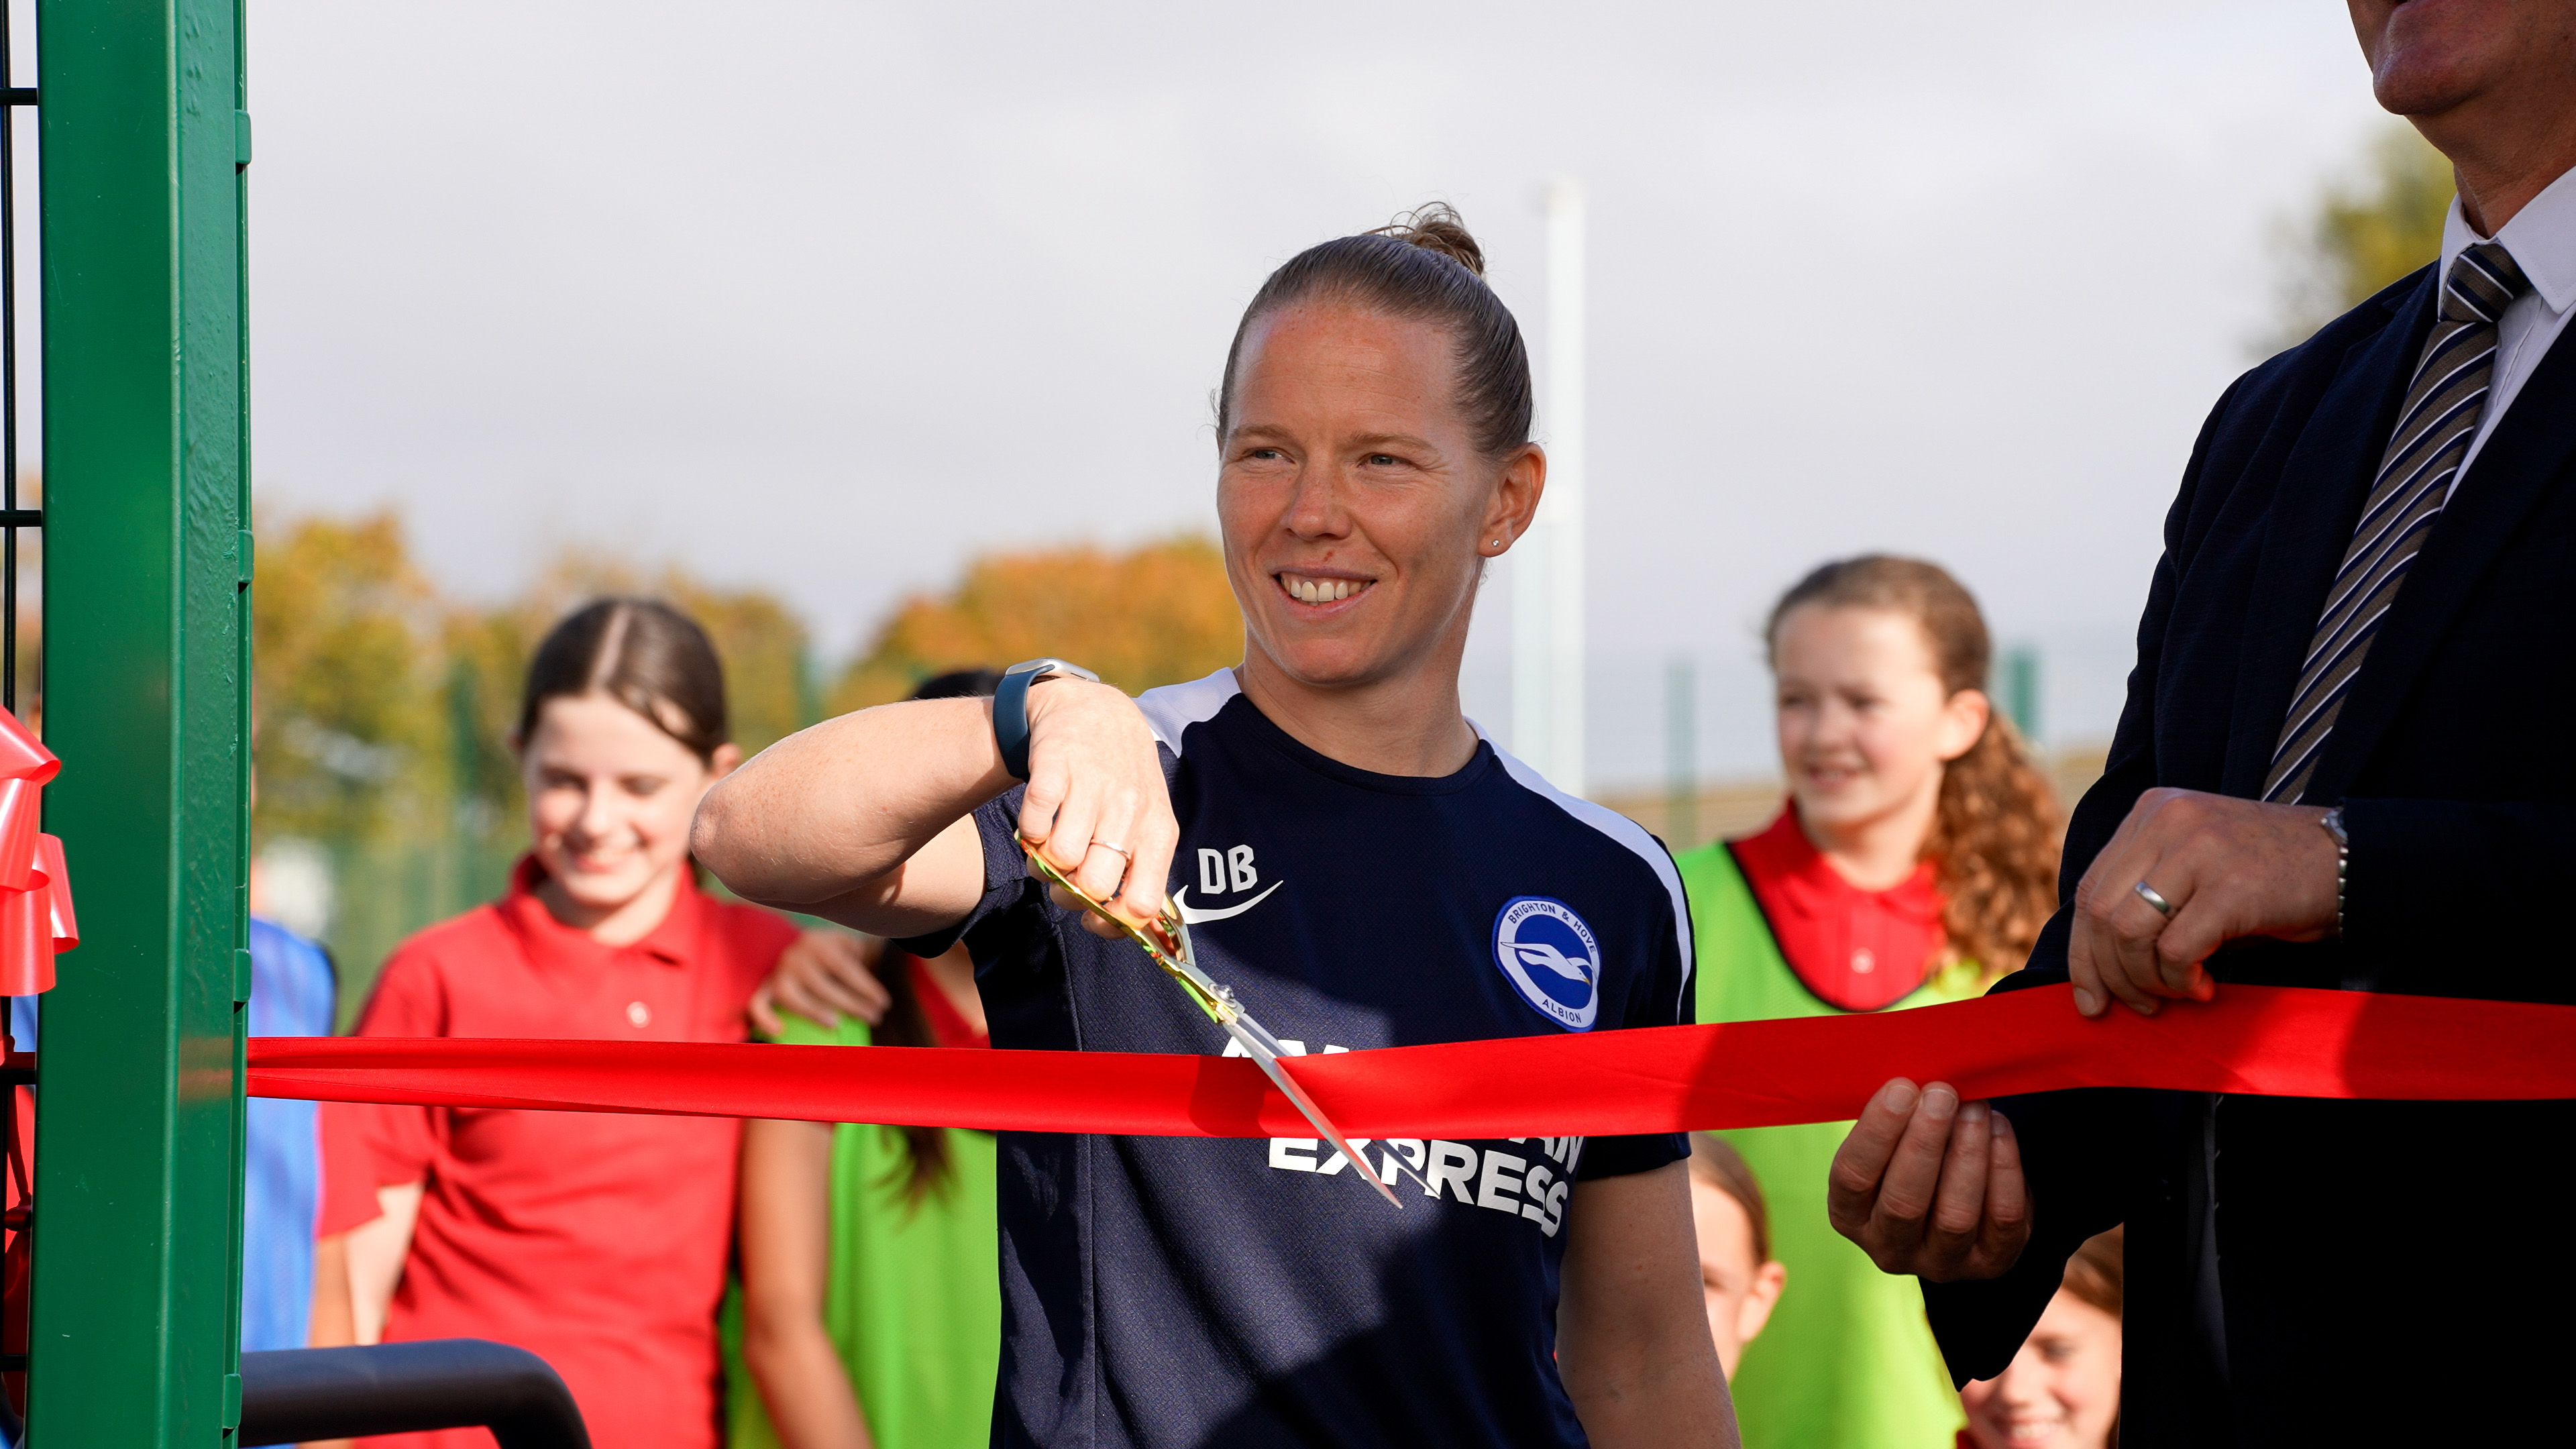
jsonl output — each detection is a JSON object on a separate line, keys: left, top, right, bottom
{"left": 993, "top": 658, "right": 1099, "bottom": 781}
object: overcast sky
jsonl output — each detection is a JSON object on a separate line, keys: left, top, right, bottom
{"left": 244, "top": 0, "right": 2397, "bottom": 788}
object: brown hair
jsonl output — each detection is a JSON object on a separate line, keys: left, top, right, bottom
{"left": 2062, "top": 1225, "right": 2124, "bottom": 1319}
{"left": 518, "top": 598, "right": 729, "bottom": 763}
{"left": 1216, "top": 202, "right": 1534, "bottom": 459}
{"left": 1766, "top": 556, "right": 2062, "bottom": 984}
{"left": 871, "top": 667, "right": 1003, "bottom": 1207}
{"left": 1688, "top": 1133, "right": 1773, "bottom": 1265}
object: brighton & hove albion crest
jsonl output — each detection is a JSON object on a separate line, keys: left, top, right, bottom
{"left": 1492, "top": 896, "right": 1601, "bottom": 1031}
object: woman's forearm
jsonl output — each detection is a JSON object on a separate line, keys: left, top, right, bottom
{"left": 1558, "top": 1164, "right": 1737, "bottom": 1449}
{"left": 694, "top": 697, "right": 1010, "bottom": 932}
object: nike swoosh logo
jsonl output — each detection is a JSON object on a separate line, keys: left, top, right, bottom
{"left": 1174, "top": 879, "right": 1285, "bottom": 924}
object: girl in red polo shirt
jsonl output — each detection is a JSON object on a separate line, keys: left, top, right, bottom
{"left": 331, "top": 599, "right": 810, "bottom": 1449}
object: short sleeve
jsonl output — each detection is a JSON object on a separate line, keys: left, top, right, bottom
{"left": 715, "top": 898, "right": 804, "bottom": 1011}
{"left": 335, "top": 940, "right": 448, "bottom": 1205}
{"left": 1574, "top": 883, "right": 1693, "bottom": 1181}
{"left": 890, "top": 786, "right": 1037, "bottom": 961}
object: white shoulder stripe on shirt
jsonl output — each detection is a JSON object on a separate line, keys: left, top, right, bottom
{"left": 1483, "top": 733, "right": 1697, "bottom": 1020}
{"left": 1135, "top": 667, "right": 1241, "bottom": 754}
{"left": 1134, "top": 678, "right": 1696, "bottom": 1019}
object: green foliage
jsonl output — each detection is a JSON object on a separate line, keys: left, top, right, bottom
{"left": 832, "top": 536, "right": 1244, "bottom": 713}
{"left": 2271, "top": 125, "right": 2455, "bottom": 349}
{"left": 665, "top": 577, "right": 817, "bottom": 754}
{"left": 252, "top": 512, "right": 445, "bottom": 842}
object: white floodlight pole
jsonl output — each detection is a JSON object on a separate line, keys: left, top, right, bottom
{"left": 1544, "top": 178, "right": 1588, "bottom": 796}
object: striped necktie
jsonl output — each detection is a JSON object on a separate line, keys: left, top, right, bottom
{"left": 2262, "top": 241, "right": 2531, "bottom": 804}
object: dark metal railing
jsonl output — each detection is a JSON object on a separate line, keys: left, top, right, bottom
{"left": 0, "top": 9, "right": 32, "bottom": 716}
{"left": 0, "top": 8, "right": 32, "bottom": 1438}
{"left": 237, "top": 1340, "right": 591, "bottom": 1449}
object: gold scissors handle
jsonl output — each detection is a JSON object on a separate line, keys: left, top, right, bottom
{"left": 1018, "top": 835, "right": 1405, "bottom": 1208}
{"left": 1017, "top": 836, "right": 1234, "bottom": 1023}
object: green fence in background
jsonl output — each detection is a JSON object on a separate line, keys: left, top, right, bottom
{"left": 287, "top": 836, "right": 523, "bottom": 1032}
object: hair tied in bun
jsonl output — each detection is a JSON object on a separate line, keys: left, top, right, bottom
{"left": 1219, "top": 201, "right": 1530, "bottom": 457}
{"left": 1366, "top": 202, "right": 1486, "bottom": 278}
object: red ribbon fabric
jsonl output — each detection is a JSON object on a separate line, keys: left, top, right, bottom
{"left": 248, "top": 983, "right": 2576, "bottom": 1136}
{"left": 0, "top": 710, "right": 68, "bottom": 998}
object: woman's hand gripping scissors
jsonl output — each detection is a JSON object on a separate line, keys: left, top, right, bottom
{"left": 1019, "top": 835, "right": 1405, "bottom": 1208}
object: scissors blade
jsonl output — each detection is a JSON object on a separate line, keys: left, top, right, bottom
{"left": 1222, "top": 1010, "right": 1405, "bottom": 1209}
{"left": 1018, "top": 835, "right": 1405, "bottom": 1208}
{"left": 1165, "top": 911, "right": 1405, "bottom": 1206}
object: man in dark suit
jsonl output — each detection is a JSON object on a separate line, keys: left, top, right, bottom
{"left": 1821, "top": 2, "right": 2576, "bottom": 1441}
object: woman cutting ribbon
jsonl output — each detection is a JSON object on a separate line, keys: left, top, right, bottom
{"left": 695, "top": 205, "right": 1733, "bottom": 1448}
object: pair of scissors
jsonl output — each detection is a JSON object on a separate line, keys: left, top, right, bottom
{"left": 1018, "top": 835, "right": 1405, "bottom": 1208}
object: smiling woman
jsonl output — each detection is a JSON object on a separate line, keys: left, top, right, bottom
{"left": 694, "top": 207, "right": 1738, "bottom": 1449}
{"left": 1210, "top": 205, "right": 1541, "bottom": 768}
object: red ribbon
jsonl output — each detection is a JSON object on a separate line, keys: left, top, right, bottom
{"left": 0, "top": 706, "right": 52, "bottom": 1403}
{"left": 0, "top": 708, "right": 70, "bottom": 999}
{"left": 247, "top": 983, "right": 2576, "bottom": 1136}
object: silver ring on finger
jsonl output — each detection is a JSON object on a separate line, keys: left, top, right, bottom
{"left": 1089, "top": 840, "right": 1133, "bottom": 865}
{"left": 2132, "top": 879, "right": 2178, "bottom": 918}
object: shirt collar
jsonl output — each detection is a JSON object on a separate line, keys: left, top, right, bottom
{"left": 501, "top": 853, "right": 705, "bottom": 968}
{"left": 1730, "top": 802, "right": 1941, "bottom": 920}
{"left": 2443, "top": 161, "right": 2576, "bottom": 316}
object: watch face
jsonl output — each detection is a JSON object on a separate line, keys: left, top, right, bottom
{"left": 1005, "top": 657, "right": 1097, "bottom": 684}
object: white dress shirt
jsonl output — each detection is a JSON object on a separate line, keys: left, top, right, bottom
{"left": 2445, "top": 161, "right": 2576, "bottom": 494}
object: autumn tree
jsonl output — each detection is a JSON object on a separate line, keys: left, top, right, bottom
{"left": 833, "top": 537, "right": 1243, "bottom": 713}
{"left": 254, "top": 510, "right": 821, "bottom": 840}
{"left": 252, "top": 511, "right": 446, "bottom": 844}
{"left": 660, "top": 578, "right": 816, "bottom": 755}
{"left": 2271, "top": 125, "right": 2454, "bottom": 348}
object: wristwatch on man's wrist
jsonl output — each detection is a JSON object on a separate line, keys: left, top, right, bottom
{"left": 2318, "top": 805, "right": 2349, "bottom": 937}
{"left": 992, "top": 658, "right": 1099, "bottom": 781}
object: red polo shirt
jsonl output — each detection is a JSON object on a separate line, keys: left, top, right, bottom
{"left": 1731, "top": 804, "right": 1947, "bottom": 1012}
{"left": 338, "top": 857, "right": 797, "bottom": 1449}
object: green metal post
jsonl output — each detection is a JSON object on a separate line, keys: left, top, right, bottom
{"left": 29, "top": 0, "right": 252, "bottom": 1442}
{"left": 2000, "top": 645, "right": 2042, "bottom": 746}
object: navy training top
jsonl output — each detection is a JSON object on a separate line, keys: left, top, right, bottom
{"left": 899, "top": 669, "right": 1695, "bottom": 1449}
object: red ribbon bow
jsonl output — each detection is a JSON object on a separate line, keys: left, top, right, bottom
{"left": 0, "top": 708, "right": 70, "bottom": 999}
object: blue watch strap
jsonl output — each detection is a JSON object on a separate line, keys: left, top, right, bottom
{"left": 993, "top": 658, "right": 1098, "bottom": 781}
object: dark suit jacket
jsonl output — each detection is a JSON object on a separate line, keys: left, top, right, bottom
{"left": 1923, "top": 263, "right": 2576, "bottom": 1444}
